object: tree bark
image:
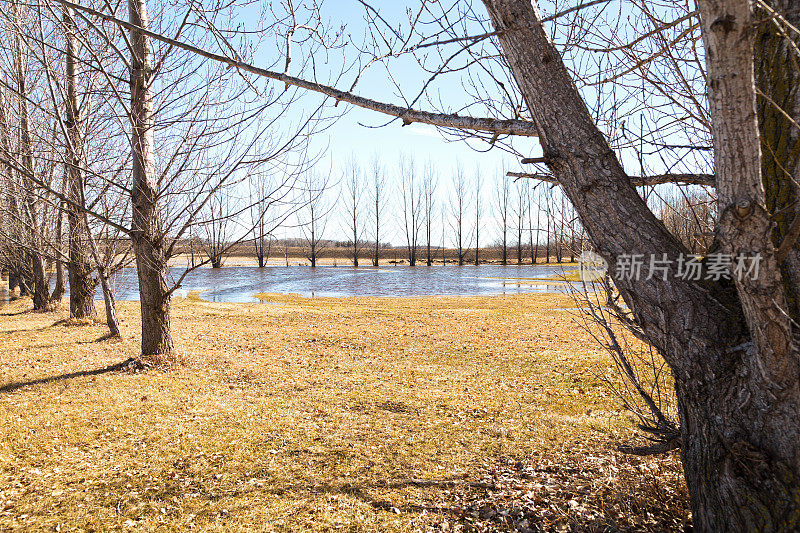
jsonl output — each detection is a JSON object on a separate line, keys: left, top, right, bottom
{"left": 756, "top": 0, "right": 800, "bottom": 322}
{"left": 50, "top": 205, "right": 66, "bottom": 303}
{"left": 83, "top": 217, "right": 121, "bottom": 338}
{"left": 64, "top": 7, "right": 97, "bottom": 319}
{"left": 11, "top": 1, "right": 49, "bottom": 311}
{"left": 129, "top": 0, "right": 174, "bottom": 361}
{"left": 482, "top": 0, "right": 800, "bottom": 529}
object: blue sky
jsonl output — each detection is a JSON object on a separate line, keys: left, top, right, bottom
{"left": 232, "top": 0, "right": 705, "bottom": 246}
{"left": 247, "top": 0, "right": 542, "bottom": 244}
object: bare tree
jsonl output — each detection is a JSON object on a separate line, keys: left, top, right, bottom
{"left": 62, "top": 5, "right": 96, "bottom": 319}
{"left": 400, "top": 154, "right": 422, "bottom": 266}
{"left": 474, "top": 168, "right": 482, "bottom": 265}
{"left": 200, "top": 184, "right": 236, "bottom": 269}
{"left": 300, "top": 172, "right": 331, "bottom": 268}
{"left": 368, "top": 155, "right": 385, "bottom": 266}
{"left": 422, "top": 160, "right": 437, "bottom": 266}
{"left": 250, "top": 173, "right": 277, "bottom": 268}
{"left": 342, "top": 156, "right": 363, "bottom": 266}
{"left": 0, "top": 0, "right": 322, "bottom": 361}
{"left": 450, "top": 166, "right": 472, "bottom": 266}
{"left": 126, "top": 0, "right": 173, "bottom": 357}
{"left": 513, "top": 179, "right": 527, "bottom": 265}
{"left": 49, "top": 202, "right": 66, "bottom": 302}
{"left": 496, "top": 172, "right": 511, "bottom": 265}
{"left": 7, "top": 1, "right": 49, "bottom": 310}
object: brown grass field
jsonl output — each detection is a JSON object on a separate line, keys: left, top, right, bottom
{"left": 0, "top": 293, "right": 688, "bottom": 532}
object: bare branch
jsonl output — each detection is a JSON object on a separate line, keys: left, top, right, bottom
{"left": 46, "top": 0, "right": 540, "bottom": 138}
{"left": 507, "top": 171, "right": 715, "bottom": 187}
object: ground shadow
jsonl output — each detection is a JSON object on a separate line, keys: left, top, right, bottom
{"left": 0, "top": 357, "right": 136, "bottom": 393}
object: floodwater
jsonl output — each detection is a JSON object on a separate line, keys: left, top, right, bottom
{"left": 99, "top": 264, "right": 584, "bottom": 303}
{"left": 13, "top": 264, "right": 587, "bottom": 305}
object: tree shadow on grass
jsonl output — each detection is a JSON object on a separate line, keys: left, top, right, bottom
{"left": 0, "top": 357, "right": 136, "bottom": 394}
{"left": 0, "top": 308, "right": 30, "bottom": 317}
{"left": 26, "top": 333, "right": 123, "bottom": 350}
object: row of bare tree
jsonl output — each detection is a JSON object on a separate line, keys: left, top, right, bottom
{"left": 294, "top": 158, "right": 595, "bottom": 267}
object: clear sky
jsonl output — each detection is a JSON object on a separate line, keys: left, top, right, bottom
{"left": 248, "top": 0, "right": 542, "bottom": 246}
{"left": 235, "top": 0, "right": 702, "bottom": 246}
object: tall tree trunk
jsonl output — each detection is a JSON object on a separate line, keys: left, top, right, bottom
{"left": 0, "top": 87, "right": 25, "bottom": 297}
{"left": 426, "top": 223, "right": 432, "bottom": 266}
{"left": 8, "top": 270, "right": 19, "bottom": 293}
{"left": 64, "top": 7, "right": 96, "bottom": 319}
{"left": 256, "top": 238, "right": 265, "bottom": 267}
{"left": 30, "top": 254, "right": 48, "bottom": 310}
{"left": 756, "top": 0, "right": 800, "bottom": 323}
{"left": 482, "top": 0, "right": 800, "bottom": 529}
{"left": 516, "top": 192, "right": 524, "bottom": 265}
{"left": 11, "top": 2, "right": 48, "bottom": 311}
{"left": 50, "top": 204, "right": 66, "bottom": 303}
{"left": 129, "top": 0, "right": 174, "bottom": 361}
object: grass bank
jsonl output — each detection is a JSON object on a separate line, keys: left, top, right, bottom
{"left": 0, "top": 294, "right": 687, "bottom": 531}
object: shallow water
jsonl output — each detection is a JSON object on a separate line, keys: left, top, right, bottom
{"left": 84, "top": 264, "right": 584, "bottom": 303}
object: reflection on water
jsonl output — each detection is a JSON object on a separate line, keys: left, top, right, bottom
{"left": 83, "top": 264, "right": 584, "bottom": 303}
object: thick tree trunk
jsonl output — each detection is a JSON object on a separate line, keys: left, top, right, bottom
{"left": 64, "top": 7, "right": 97, "bottom": 320}
{"left": 16, "top": 267, "right": 31, "bottom": 296}
{"left": 756, "top": 0, "right": 800, "bottom": 323}
{"left": 133, "top": 238, "right": 172, "bottom": 355}
{"left": 676, "top": 363, "right": 800, "bottom": 531}
{"left": 16, "top": 266, "right": 31, "bottom": 296}
{"left": 51, "top": 257, "right": 65, "bottom": 303}
{"left": 129, "top": 0, "right": 174, "bottom": 361}
{"left": 8, "top": 268, "right": 19, "bottom": 293}
{"left": 67, "top": 252, "right": 97, "bottom": 317}
{"left": 482, "top": 0, "right": 800, "bottom": 529}
{"left": 30, "top": 254, "right": 48, "bottom": 310}
{"left": 693, "top": 0, "right": 800, "bottom": 527}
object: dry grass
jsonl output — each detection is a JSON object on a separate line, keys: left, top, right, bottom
{"left": 0, "top": 293, "right": 687, "bottom": 532}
